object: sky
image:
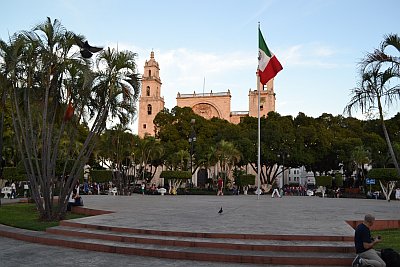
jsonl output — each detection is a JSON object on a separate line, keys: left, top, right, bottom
{"left": 1, "top": 0, "right": 399, "bottom": 134}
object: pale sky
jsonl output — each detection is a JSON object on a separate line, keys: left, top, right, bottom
{"left": 1, "top": 0, "right": 399, "bottom": 133}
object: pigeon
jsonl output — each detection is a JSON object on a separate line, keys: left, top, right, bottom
{"left": 74, "top": 35, "right": 103, "bottom": 58}
{"left": 218, "top": 207, "right": 223, "bottom": 214}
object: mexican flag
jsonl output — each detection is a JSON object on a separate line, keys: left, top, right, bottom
{"left": 258, "top": 29, "right": 282, "bottom": 85}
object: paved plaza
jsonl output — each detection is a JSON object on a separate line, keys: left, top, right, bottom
{"left": 0, "top": 194, "right": 399, "bottom": 266}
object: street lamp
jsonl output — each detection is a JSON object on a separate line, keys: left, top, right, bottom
{"left": 188, "top": 119, "right": 196, "bottom": 186}
{"left": 278, "top": 153, "right": 290, "bottom": 188}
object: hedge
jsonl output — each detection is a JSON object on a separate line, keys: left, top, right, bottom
{"left": 2, "top": 167, "right": 26, "bottom": 181}
{"left": 334, "top": 173, "right": 343, "bottom": 187}
{"left": 367, "top": 168, "right": 400, "bottom": 181}
{"left": 16, "top": 159, "right": 80, "bottom": 177}
{"left": 90, "top": 170, "right": 112, "bottom": 183}
{"left": 236, "top": 174, "right": 256, "bottom": 186}
{"left": 315, "top": 176, "right": 332, "bottom": 187}
{"left": 160, "top": 171, "right": 191, "bottom": 179}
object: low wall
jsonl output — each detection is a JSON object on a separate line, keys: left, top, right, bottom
{"left": 346, "top": 220, "right": 400, "bottom": 230}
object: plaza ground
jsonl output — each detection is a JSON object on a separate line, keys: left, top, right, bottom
{"left": 0, "top": 194, "right": 399, "bottom": 266}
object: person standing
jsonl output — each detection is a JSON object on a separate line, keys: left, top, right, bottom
{"left": 217, "top": 176, "right": 223, "bottom": 196}
{"left": 352, "top": 214, "right": 386, "bottom": 267}
{"left": 395, "top": 187, "right": 400, "bottom": 200}
{"left": 141, "top": 182, "right": 145, "bottom": 195}
{"left": 10, "top": 181, "right": 16, "bottom": 199}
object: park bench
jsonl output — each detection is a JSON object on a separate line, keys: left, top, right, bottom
{"left": 1, "top": 187, "right": 12, "bottom": 198}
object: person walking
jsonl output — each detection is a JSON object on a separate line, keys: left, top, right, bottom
{"left": 352, "top": 214, "right": 386, "bottom": 267}
{"left": 217, "top": 176, "right": 224, "bottom": 196}
{"left": 271, "top": 183, "right": 281, "bottom": 198}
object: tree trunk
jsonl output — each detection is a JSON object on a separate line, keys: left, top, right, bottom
{"left": 377, "top": 97, "right": 400, "bottom": 177}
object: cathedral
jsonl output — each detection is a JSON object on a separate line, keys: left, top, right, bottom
{"left": 138, "top": 52, "right": 276, "bottom": 138}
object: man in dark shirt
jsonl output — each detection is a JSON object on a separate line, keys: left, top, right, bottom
{"left": 352, "top": 214, "right": 386, "bottom": 267}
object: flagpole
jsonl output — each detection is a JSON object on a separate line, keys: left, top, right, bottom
{"left": 257, "top": 22, "right": 261, "bottom": 200}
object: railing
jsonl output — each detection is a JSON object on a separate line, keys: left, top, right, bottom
{"left": 230, "top": 111, "right": 249, "bottom": 116}
{"left": 177, "top": 91, "right": 230, "bottom": 98}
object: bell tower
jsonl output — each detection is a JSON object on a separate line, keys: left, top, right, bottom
{"left": 248, "top": 76, "right": 276, "bottom": 118}
{"left": 138, "top": 51, "right": 164, "bottom": 138}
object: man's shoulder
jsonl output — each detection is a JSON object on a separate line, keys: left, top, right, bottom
{"left": 355, "top": 223, "right": 367, "bottom": 231}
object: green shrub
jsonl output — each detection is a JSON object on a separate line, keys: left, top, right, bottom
{"left": 2, "top": 167, "right": 26, "bottom": 181}
{"left": 16, "top": 159, "right": 81, "bottom": 178}
{"left": 367, "top": 168, "right": 400, "bottom": 182}
{"left": 236, "top": 174, "right": 256, "bottom": 186}
{"left": 90, "top": 169, "right": 112, "bottom": 183}
{"left": 315, "top": 176, "right": 332, "bottom": 187}
{"left": 334, "top": 173, "right": 343, "bottom": 187}
{"left": 160, "top": 171, "right": 191, "bottom": 179}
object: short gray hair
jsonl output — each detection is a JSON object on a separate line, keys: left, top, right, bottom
{"left": 364, "top": 214, "right": 375, "bottom": 223}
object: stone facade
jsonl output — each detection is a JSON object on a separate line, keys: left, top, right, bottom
{"left": 138, "top": 51, "right": 164, "bottom": 138}
{"left": 138, "top": 52, "right": 276, "bottom": 136}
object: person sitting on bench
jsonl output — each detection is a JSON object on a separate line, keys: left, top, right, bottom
{"left": 67, "top": 188, "right": 83, "bottom": 211}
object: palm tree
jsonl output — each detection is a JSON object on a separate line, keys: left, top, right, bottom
{"left": 2, "top": 17, "right": 140, "bottom": 220}
{"left": 216, "top": 140, "right": 241, "bottom": 185}
{"left": 346, "top": 34, "right": 400, "bottom": 177}
{"left": 361, "top": 34, "right": 400, "bottom": 74}
{"left": 351, "top": 145, "right": 370, "bottom": 184}
{"left": 0, "top": 35, "right": 26, "bottom": 174}
{"left": 134, "top": 136, "right": 163, "bottom": 183}
{"left": 175, "top": 149, "right": 190, "bottom": 171}
{"left": 345, "top": 65, "right": 400, "bottom": 177}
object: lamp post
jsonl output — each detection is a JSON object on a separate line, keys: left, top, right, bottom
{"left": 278, "top": 153, "right": 289, "bottom": 189}
{"left": 189, "top": 119, "right": 196, "bottom": 186}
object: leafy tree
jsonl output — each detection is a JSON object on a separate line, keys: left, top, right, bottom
{"left": 160, "top": 170, "right": 191, "bottom": 192}
{"left": 367, "top": 168, "right": 400, "bottom": 201}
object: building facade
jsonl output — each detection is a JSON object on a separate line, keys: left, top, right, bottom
{"left": 138, "top": 52, "right": 276, "bottom": 138}
{"left": 138, "top": 51, "right": 164, "bottom": 138}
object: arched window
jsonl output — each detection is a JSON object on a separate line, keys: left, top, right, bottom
{"left": 146, "top": 86, "right": 150, "bottom": 96}
{"left": 147, "top": 104, "right": 152, "bottom": 115}
{"left": 148, "top": 70, "right": 151, "bottom": 77}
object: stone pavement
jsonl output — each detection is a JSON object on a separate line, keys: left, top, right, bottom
{"left": 69, "top": 194, "right": 400, "bottom": 237}
{"left": 0, "top": 194, "right": 399, "bottom": 266}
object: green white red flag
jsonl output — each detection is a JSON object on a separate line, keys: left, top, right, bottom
{"left": 258, "top": 28, "right": 282, "bottom": 85}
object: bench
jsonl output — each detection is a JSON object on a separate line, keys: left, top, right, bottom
{"left": 109, "top": 187, "right": 118, "bottom": 196}
{"left": 157, "top": 188, "right": 167, "bottom": 195}
{"left": 1, "top": 187, "right": 12, "bottom": 198}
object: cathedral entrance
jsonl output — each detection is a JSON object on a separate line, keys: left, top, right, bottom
{"left": 196, "top": 168, "right": 208, "bottom": 188}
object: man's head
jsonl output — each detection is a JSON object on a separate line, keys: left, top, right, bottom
{"left": 364, "top": 214, "right": 375, "bottom": 227}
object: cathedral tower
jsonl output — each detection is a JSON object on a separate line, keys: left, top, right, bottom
{"left": 248, "top": 77, "right": 276, "bottom": 118}
{"left": 138, "top": 52, "right": 164, "bottom": 138}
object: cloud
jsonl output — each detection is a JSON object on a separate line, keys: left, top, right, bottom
{"left": 279, "top": 43, "right": 338, "bottom": 68}
{"left": 106, "top": 42, "right": 257, "bottom": 129}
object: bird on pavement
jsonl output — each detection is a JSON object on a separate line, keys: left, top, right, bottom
{"left": 218, "top": 207, "right": 223, "bottom": 214}
{"left": 74, "top": 35, "right": 103, "bottom": 58}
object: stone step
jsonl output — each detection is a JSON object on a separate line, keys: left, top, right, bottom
{"left": 60, "top": 220, "right": 353, "bottom": 242}
{"left": 0, "top": 223, "right": 354, "bottom": 266}
{"left": 47, "top": 225, "right": 354, "bottom": 253}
